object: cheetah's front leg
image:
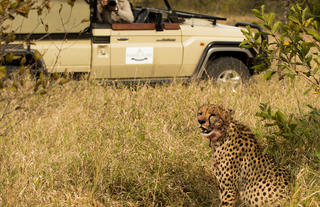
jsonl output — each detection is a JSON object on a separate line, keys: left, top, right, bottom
{"left": 219, "top": 188, "right": 237, "bottom": 207}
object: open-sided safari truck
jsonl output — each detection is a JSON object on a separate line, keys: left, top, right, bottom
{"left": 2, "top": 0, "right": 267, "bottom": 84}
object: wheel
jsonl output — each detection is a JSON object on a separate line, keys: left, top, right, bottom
{"left": 203, "top": 57, "right": 250, "bottom": 85}
{"left": 2, "top": 64, "right": 46, "bottom": 80}
{"left": 4, "top": 65, "right": 20, "bottom": 74}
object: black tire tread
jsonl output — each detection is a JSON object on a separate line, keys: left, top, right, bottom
{"left": 204, "top": 56, "right": 250, "bottom": 83}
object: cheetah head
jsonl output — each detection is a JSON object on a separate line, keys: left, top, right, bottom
{"left": 197, "top": 104, "right": 233, "bottom": 143}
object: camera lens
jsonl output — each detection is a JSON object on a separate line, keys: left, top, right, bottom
{"left": 108, "top": 0, "right": 117, "bottom": 7}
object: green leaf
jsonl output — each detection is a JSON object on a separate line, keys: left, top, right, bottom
{"left": 283, "top": 132, "right": 294, "bottom": 138}
{"left": 254, "top": 32, "right": 260, "bottom": 40}
{"left": 305, "top": 28, "right": 320, "bottom": 41}
{"left": 0, "top": 5, "right": 4, "bottom": 16}
{"left": 239, "top": 40, "right": 251, "bottom": 48}
{"left": 0, "top": 66, "right": 6, "bottom": 79}
{"left": 259, "top": 103, "right": 268, "bottom": 111}
{"left": 275, "top": 110, "right": 286, "bottom": 123}
{"left": 4, "top": 33, "right": 14, "bottom": 44}
{"left": 289, "top": 123, "right": 297, "bottom": 131}
{"left": 316, "top": 150, "right": 320, "bottom": 160}
{"left": 288, "top": 15, "right": 300, "bottom": 24}
{"left": 312, "top": 20, "right": 318, "bottom": 30}
{"left": 19, "top": 65, "right": 26, "bottom": 75}
{"left": 10, "top": 2, "right": 17, "bottom": 9}
{"left": 40, "top": 72, "right": 47, "bottom": 89}
{"left": 264, "top": 71, "right": 276, "bottom": 80}
{"left": 305, "top": 55, "right": 312, "bottom": 68}
{"left": 286, "top": 73, "right": 296, "bottom": 80}
{"left": 5, "top": 52, "right": 13, "bottom": 63}
{"left": 34, "top": 52, "right": 41, "bottom": 61}
{"left": 243, "top": 30, "right": 251, "bottom": 41}
{"left": 296, "top": 4, "right": 302, "bottom": 13}
{"left": 260, "top": 31, "right": 271, "bottom": 36}
{"left": 261, "top": 5, "right": 265, "bottom": 16}
{"left": 267, "top": 106, "right": 272, "bottom": 116}
{"left": 267, "top": 12, "right": 275, "bottom": 27}
{"left": 20, "top": 56, "right": 26, "bottom": 66}
{"left": 272, "top": 21, "right": 281, "bottom": 33}
{"left": 256, "top": 112, "right": 269, "bottom": 119}
{"left": 252, "top": 64, "right": 268, "bottom": 72}
{"left": 252, "top": 9, "right": 263, "bottom": 20}
{"left": 299, "top": 42, "right": 312, "bottom": 60}
{"left": 305, "top": 17, "right": 314, "bottom": 27}
{"left": 263, "top": 24, "right": 272, "bottom": 31}
{"left": 302, "top": 7, "right": 307, "bottom": 23}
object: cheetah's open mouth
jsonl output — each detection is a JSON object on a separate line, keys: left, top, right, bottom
{"left": 199, "top": 127, "right": 215, "bottom": 138}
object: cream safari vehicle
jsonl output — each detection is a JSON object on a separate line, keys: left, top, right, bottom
{"left": 4, "top": 0, "right": 267, "bottom": 84}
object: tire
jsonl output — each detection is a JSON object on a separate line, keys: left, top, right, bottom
{"left": 4, "top": 65, "right": 20, "bottom": 74}
{"left": 203, "top": 57, "right": 250, "bottom": 84}
{"left": 3, "top": 65, "right": 46, "bottom": 80}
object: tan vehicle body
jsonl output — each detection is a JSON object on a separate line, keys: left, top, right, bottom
{"left": 7, "top": 0, "right": 261, "bottom": 83}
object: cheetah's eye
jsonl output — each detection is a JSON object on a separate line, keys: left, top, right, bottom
{"left": 210, "top": 113, "right": 217, "bottom": 116}
{"left": 198, "top": 112, "right": 203, "bottom": 116}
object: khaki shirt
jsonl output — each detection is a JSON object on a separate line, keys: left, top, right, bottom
{"left": 98, "top": 0, "right": 134, "bottom": 24}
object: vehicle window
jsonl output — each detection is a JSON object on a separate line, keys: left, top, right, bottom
{"left": 6, "top": 0, "right": 90, "bottom": 34}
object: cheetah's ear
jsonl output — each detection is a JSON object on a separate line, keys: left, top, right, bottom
{"left": 228, "top": 109, "right": 234, "bottom": 116}
{"left": 225, "top": 109, "right": 234, "bottom": 121}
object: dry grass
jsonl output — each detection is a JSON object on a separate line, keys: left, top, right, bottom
{"left": 0, "top": 74, "right": 320, "bottom": 206}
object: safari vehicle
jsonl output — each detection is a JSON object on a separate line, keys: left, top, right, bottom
{"left": 3, "top": 0, "right": 267, "bottom": 84}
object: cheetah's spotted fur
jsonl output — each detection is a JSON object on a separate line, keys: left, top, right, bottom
{"left": 197, "top": 104, "right": 290, "bottom": 207}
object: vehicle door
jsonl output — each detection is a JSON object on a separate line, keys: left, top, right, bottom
{"left": 90, "top": 25, "right": 112, "bottom": 79}
{"left": 110, "top": 23, "right": 183, "bottom": 79}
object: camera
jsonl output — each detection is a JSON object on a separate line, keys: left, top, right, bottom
{"left": 108, "top": 0, "right": 117, "bottom": 7}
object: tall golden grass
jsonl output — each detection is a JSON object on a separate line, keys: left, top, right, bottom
{"left": 0, "top": 75, "right": 319, "bottom": 206}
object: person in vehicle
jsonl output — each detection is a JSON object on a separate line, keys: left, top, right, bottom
{"left": 97, "top": 0, "right": 134, "bottom": 24}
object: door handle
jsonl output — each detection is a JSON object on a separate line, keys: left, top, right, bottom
{"left": 117, "top": 37, "right": 129, "bottom": 41}
{"left": 156, "top": 38, "right": 176, "bottom": 42}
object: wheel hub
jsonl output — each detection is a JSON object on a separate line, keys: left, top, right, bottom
{"left": 216, "top": 70, "right": 241, "bottom": 84}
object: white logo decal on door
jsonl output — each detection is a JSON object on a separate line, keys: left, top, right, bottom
{"left": 126, "top": 47, "right": 153, "bottom": 64}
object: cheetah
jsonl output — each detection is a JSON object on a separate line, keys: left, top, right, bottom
{"left": 197, "top": 104, "right": 290, "bottom": 207}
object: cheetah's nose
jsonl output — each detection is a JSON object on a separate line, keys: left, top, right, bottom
{"left": 198, "top": 119, "right": 205, "bottom": 125}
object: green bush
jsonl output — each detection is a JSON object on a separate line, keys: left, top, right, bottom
{"left": 256, "top": 103, "right": 320, "bottom": 170}
{"left": 241, "top": 5, "right": 320, "bottom": 89}
{"left": 241, "top": 4, "right": 320, "bottom": 172}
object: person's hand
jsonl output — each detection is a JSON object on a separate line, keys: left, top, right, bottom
{"left": 100, "top": 0, "right": 108, "bottom": 6}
